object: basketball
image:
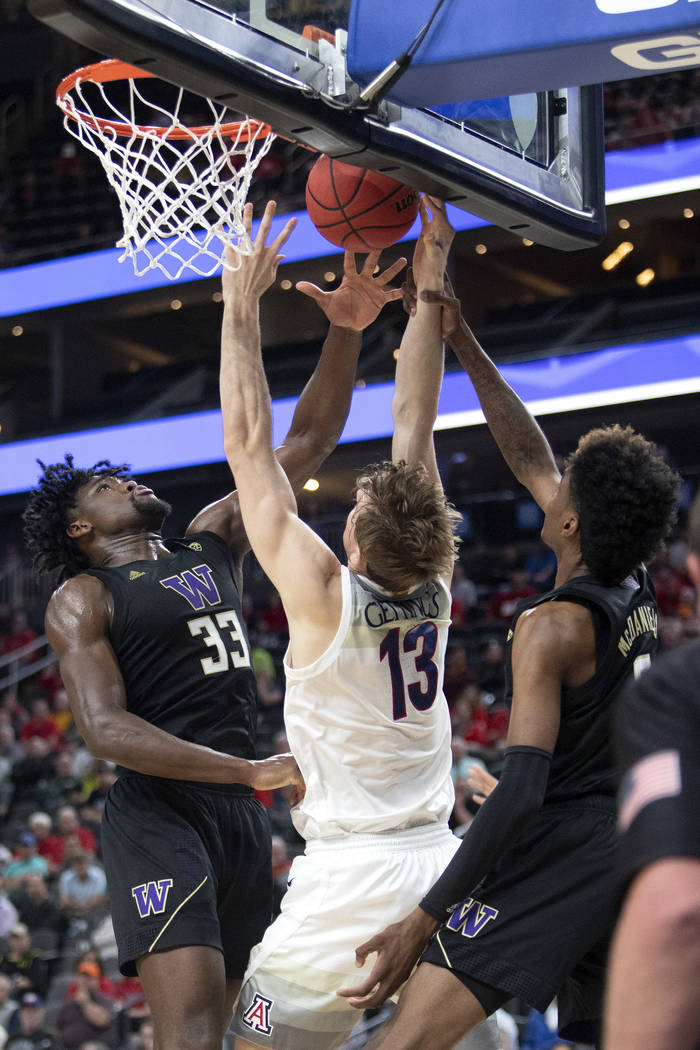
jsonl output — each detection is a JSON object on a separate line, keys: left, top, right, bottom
{"left": 306, "top": 155, "right": 420, "bottom": 251}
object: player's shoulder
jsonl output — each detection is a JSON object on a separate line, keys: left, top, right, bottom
{"left": 46, "top": 573, "right": 109, "bottom": 632}
{"left": 516, "top": 597, "right": 591, "bottom": 642}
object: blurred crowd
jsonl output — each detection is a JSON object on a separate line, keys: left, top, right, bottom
{"left": 0, "top": 494, "right": 695, "bottom": 1048}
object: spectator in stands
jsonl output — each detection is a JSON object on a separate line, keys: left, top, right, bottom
{"left": 3, "top": 835, "right": 48, "bottom": 890}
{"left": 474, "top": 637, "right": 506, "bottom": 703}
{"left": 9, "top": 738, "right": 54, "bottom": 815}
{"left": 487, "top": 569, "right": 536, "bottom": 622}
{"left": 0, "top": 611, "right": 36, "bottom": 661}
{"left": 41, "top": 806, "right": 97, "bottom": 867}
{"left": 0, "top": 694, "right": 27, "bottom": 736}
{"left": 55, "top": 964, "right": 121, "bottom": 1050}
{"left": 81, "top": 762, "right": 117, "bottom": 823}
{"left": 0, "top": 974, "right": 18, "bottom": 1033}
{"left": 14, "top": 874, "right": 65, "bottom": 949}
{"left": 442, "top": 645, "right": 473, "bottom": 705}
{"left": 0, "top": 923, "right": 48, "bottom": 999}
{"left": 523, "top": 546, "right": 557, "bottom": 591}
{"left": 26, "top": 814, "right": 56, "bottom": 876}
{"left": 38, "top": 752, "right": 83, "bottom": 815}
{"left": 67, "top": 953, "right": 117, "bottom": 1002}
{"left": 0, "top": 878, "right": 19, "bottom": 940}
{"left": 449, "top": 561, "right": 478, "bottom": 624}
{"left": 256, "top": 589, "right": 288, "bottom": 636}
{"left": 49, "top": 688, "right": 73, "bottom": 737}
{"left": 58, "top": 852, "right": 108, "bottom": 918}
{"left": 5, "top": 992, "right": 61, "bottom": 1050}
{"left": 19, "top": 699, "right": 62, "bottom": 753}
{"left": 651, "top": 563, "right": 684, "bottom": 617}
{"left": 253, "top": 648, "right": 284, "bottom": 733}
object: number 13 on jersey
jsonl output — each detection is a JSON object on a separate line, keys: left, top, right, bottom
{"left": 380, "top": 622, "right": 439, "bottom": 721}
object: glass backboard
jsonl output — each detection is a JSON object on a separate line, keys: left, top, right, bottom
{"left": 29, "top": 0, "right": 606, "bottom": 249}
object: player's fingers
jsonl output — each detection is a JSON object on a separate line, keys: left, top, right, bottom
{"left": 420, "top": 289, "right": 458, "bottom": 308}
{"left": 295, "top": 281, "right": 327, "bottom": 304}
{"left": 241, "top": 202, "right": 254, "bottom": 239}
{"left": 256, "top": 199, "right": 276, "bottom": 245}
{"left": 425, "top": 194, "right": 446, "bottom": 215}
{"left": 443, "top": 273, "right": 456, "bottom": 297}
{"left": 472, "top": 793, "right": 487, "bottom": 806}
{"left": 269, "top": 216, "right": 297, "bottom": 256}
{"left": 343, "top": 250, "right": 358, "bottom": 276}
{"left": 377, "top": 256, "right": 407, "bottom": 285}
{"left": 360, "top": 250, "right": 381, "bottom": 277}
{"left": 384, "top": 288, "right": 404, "bottom": 303}
{"left": 418, "top": 195, "right": 430, "bottom": 229}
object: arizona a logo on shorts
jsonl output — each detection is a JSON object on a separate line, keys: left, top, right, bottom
{"left": 242, "top": 993, "right": 274, "bottom": 1036}
{"left": 132, "top": 879, "right": 174, "bottom": 918}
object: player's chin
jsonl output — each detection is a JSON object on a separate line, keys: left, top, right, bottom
{"left": 134, "top": 494, "right": 172, "bottom": 523}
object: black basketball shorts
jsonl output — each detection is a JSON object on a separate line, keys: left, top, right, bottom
{"left": 421, "top": 797, "right": 617, "bottom": 1044}
{"left": 101, "top": 775, "right": 273, "bottom": 977}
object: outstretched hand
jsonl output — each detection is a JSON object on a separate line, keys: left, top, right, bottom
{"left": 222, "top": 200, "right": 296, "bottom": 304}
{"left": 336, "top": 907, "right": 438, "bottom": 1010}
{"left": 296, "top": 250, "right": 406, "bottom": 332}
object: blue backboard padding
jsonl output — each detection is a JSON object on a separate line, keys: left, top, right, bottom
{"left": 3, "top": 332, "right": 699, "bottom": 496}
{"left": 2, "top": 136, "right": 699, "bottom": 319}
{"left": 348, "top": 0, "right": 700, "bottom": 104}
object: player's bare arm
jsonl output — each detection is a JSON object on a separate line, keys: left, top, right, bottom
{"left": 46, "top": 573, "right": 304, "bottom": 799}
{"left": 220, "top": 201, "right": 347, "bottom": 665}
{"left": 338, "top": 599, "right": 590, "bottom": 1009}
{"left": 420, "top": 284, "right": 560, "bottom": 512}
{"left": 189, "top": 241, "right": 405, "bottom": 557}
{"left": 391, "top": 198, "right": 453, "bottom": 494}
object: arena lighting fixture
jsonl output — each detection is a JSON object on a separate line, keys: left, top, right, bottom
{"left": 2, "top": 333, "right": 700, "bottom": 498}
{"left": 601, "top": 242, "right": 634, "bottom": 271}
{"left": 2, "top": 137, "right": 700, "bottom": 319}
{"left": 684, "top": 207, "right": 695, "bottom": 219}
{"left": 475, "top": 243, "right": 487, "bottom": 255}
{"left": 618, "top": 218, "right": 630, "bottom": 230}
{"left": 303, "top": 478, "right": 320, "bottom": 492}
{"left": 11, "top": 325, "right": 23, "bottom": 336}
{"left": 636, "top": 268, "right": 655, "bottom": 287}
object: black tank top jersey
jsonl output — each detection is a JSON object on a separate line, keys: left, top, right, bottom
{"left": 504, "top": 567, "right": 658, "bottom": 801}
{"left": 85, "top": 531, "right": 257, "bottom": 764}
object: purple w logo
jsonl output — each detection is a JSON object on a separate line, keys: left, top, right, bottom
{"left": 132, "top": 879, "right": 173, "bottom": 918}
{"left": 446, "top": 897, "right": 499, "bottom": 939}
{"left": 160, "top": 564, "right": 221, "bottom": 610}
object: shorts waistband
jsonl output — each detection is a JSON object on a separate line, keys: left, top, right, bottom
{"left": 305, "top": 822, "right": 455, "bottom": 854}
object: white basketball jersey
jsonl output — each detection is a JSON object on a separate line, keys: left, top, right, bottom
{"left": 284, "top": 566, "right": 455, "bottom": 841}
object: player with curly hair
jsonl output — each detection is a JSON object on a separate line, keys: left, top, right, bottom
{"left": 338, "top": 277, "right": 680, "bottom": 1050}
{"left": 21, "top": 242, "right": 408, "bottom": 1050}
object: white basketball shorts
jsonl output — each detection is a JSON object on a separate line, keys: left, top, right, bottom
{"left": 230, "top": 822, "right": 460, "bottom": 1049}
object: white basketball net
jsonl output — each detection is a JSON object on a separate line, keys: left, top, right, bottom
{"left": 57, "top": 62, "right": 277, "bottom": 279}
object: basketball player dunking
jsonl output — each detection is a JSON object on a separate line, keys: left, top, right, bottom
{"left": 21, "top": 241, "right": 406, "bottom": 1050}
{"left": 338, "top": 277, "right": 680, "bottom": 1049}
{"left": 222, "top": 199, "right": 498, "bottom": 1050}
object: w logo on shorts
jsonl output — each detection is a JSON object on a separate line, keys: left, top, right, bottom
{"left": 132, "top": 879, "right": 174, "bottom": 918}
{"left": 242, "top": 993, "right": 274, "bottom": 1036}
{"left": 446, "top": 896, "right": 499, "bottom": 938}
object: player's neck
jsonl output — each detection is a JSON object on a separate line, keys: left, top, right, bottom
{"left": 91, "top": 530, "right": 171, "bottom": 567}
{"left": 553, "top": 547, "right": 589, "bottom": 588}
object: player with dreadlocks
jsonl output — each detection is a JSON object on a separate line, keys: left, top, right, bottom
{"left": 22, "top": 236, "right": 407, "bottom": 1050}
{"left": 338, "top": 279, "right": 680, "bottom": 1050}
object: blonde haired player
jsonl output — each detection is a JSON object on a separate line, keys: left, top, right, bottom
{"left": 221, "top": 198, "right": 498, "bottom": 1050}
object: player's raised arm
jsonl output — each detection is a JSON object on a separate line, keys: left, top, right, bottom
{"left": 188, "top": 241, "right": 404, "bottom": 554}
{"left": 420, "top": 283, "right": 560, "bottom": 511}
{"left": 219, "top": 201, "right": 341, "bottom": 639}
{"left": 45, "top": 575, "right": 303, "bottom": 795}
{"left": 391, "top": 198, "right": 453, "bottom": 487}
